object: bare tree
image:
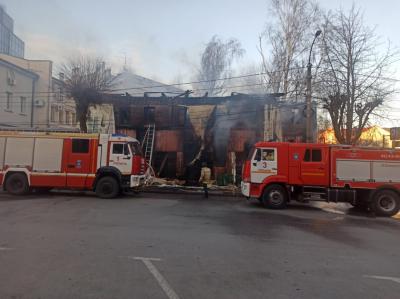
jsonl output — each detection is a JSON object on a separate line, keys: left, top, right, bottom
{"left": 258, "top": 0, "right": 320, "bottom": 98}
{"left": 233, "top": 64, "right": 267, "bottom": 94}
{"left": 316, "top": 6, "right": 397, "bottom": 144}
{"left": 194, "top": 35, "right": 244, "bottom": 96}
{"left": 317, "top": 111, "right": 331, "bottom": 131}
{"left": 61, "top": 56, "right": 113, "bottom": 132}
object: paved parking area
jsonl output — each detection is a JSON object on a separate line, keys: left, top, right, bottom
{"left": 0, "top": 192, "right": 399, "bottom": 299}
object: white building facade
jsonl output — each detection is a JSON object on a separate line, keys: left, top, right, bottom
{"left": 0, "top": 54, "right": 77, "bottom": 131}
{"left": 0, "top": 58, "right": 38, "bottom": 129}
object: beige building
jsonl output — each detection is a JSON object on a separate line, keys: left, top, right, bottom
{"left": 49, "top": 75, "right": 77, "bottom": 130}
{"left": 86, "top": 104, "right": 115, "bottom": 134}
{"left": 0, "top": 54, "right": 77, "bottom": 131}
{"left": 0, "top": 58, "right": 38, "bottom": 129}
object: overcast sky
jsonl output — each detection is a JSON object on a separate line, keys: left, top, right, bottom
{"left": 3, "top": 0, "right": 400, "bottom": 81}
{"left": 2, "top": 0, "right": 400, "bottom": 125}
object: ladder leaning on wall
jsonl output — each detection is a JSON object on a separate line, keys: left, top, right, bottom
{"left": 142, "top": 123, "right": 155, "bottom": 166}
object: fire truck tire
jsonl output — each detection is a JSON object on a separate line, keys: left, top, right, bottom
{"left": 5, "top": 173, "right": 29, "bottom": 196}
{"left": 33, "top": 187, "right": 53, "bottom": 194}
{"left": 371, "top": 189, "right": 400, "bottom": 217}
{"left": 351, "top": 198, "right": 369, "bottom": 211}
{"left": 262, "top": 184, "right": 288, "bottom": 209}
{"left": 351, "top": 190, "right": 370, "bottom": 210}
{"left": 95, "top": 176, "right": 120, "bottom": 199}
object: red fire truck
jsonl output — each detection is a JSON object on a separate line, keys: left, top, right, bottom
{"left": 0, "top": 131, "right": 146, "bottom": 198}
{"left": 241, "top": 142, "right": 400, "bottom": 217}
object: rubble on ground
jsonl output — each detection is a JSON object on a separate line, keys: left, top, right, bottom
{"left": 143, "top": 176, "right": 240, "bottom": 196}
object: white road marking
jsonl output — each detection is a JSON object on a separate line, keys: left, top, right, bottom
{"left": 321, "top": 207, "right": 346, "bottom": 215}
{"left": 131, "top": 256, "right": 161, "bottom": 262}
{"left": 364, "top": 275, "right": 400, "bottom": 284}
{"left": 0, "top": 247, "right": 13, "bottom": 251}
{"left": 129, "top": 256, "right": 180, "bottom": 299}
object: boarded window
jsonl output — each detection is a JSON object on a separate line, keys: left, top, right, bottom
{"left": 144, "top": 107, "right": 155, "bottom": 123}
{"left": 119, "top": 109, "right": 130, "bottom": 125}
{"left": 175, "top": 107, "right": 187, "bottom": 127}
{"left": 72, "top": 139, "right": 89, "bottom": 153}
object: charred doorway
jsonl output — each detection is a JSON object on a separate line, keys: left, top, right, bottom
{"left": 144, "top": 107, "right": 155, "bottom": 124}
{"left": 153, "top": 152, "right": 180, "bottom": 178}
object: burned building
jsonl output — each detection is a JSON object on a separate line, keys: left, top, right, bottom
{"left": 111, "top": 92, "right": 311, "bottom": 184}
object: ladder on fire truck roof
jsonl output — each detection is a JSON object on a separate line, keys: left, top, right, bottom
{"left": 142, "top": 123, "right": 155, "bottom": 166}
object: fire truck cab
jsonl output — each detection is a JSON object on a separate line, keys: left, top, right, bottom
{"left": 0, "top": 131, "right": 146, "bottom": 198}
{"left": 241, "top": 142, "right": 400, "bottom": 217}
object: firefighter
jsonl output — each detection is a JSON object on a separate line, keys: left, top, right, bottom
{"left": 199, "top": 162, "right": 211, "bottom": 198}
{"left": 262, "top": 149, "right": 274, "bottom": 161}
{"left": 262, "top": 150, "right": 269, "bottom": 160}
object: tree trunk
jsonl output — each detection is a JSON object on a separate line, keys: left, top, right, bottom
{"left": 76, "top": 103, "right": 89, "bottom": 133}
{"left": 79, "top": 112, "right": 88, "bottom": 133}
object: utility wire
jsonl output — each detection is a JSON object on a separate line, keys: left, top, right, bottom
{"left": 0, "top": 103, "right": 310, "bottom": 126}
{"left": 0, "top": 66, "right": 308, "bottom": 95}
{"left": 1, "top": 65, "right": 400, "bottom": 96}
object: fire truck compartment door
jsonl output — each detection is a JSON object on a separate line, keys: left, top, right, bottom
{"left": 66, "top": 139, "right": 92, "bottom": 188}
{"left": 109, "top": 143, "right": 132, "bottom": 175}
{"left": 300, "top": 148, "right": 329, "bottom": 186}
{"left": 250, "top": 148, "right": 277, "bottom": 184}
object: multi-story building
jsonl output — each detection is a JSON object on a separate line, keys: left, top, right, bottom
{"left": 49, "top": 75, "right": 77, "bottom": 130}
{"left": 0, "top": 6, "right": 24, "bottom": 58}
{"left": 0, "top": 58, "right": 38, "bottom": 129}
{"left": 111, "top": 93, "right": 310, "bottom": 182}
{"left": 107, "top": 87, "right": 318, "bottom": 184}
{"left": 0, "top": 54, "right": 77, "bottom": 131}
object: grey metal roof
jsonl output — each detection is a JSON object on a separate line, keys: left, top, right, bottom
{"left": 110, "top": 69, "right": 184, "bottom": 96}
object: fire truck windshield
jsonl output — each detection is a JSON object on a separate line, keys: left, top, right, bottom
{"left": 129, "top": 142, "right": 143, "bottom": 156}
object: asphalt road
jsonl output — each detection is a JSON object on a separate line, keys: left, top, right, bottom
{"left": 0, "top": 191, "right": 399, "bottom": 299}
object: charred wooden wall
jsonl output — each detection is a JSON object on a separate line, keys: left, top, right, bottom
{"left": 112, "top": 96, "right": 189, "bottom": 177}
{"left": 110, "top": 93, "right": 296, "bottom": 182}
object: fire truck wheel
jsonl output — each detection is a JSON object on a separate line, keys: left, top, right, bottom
{"left": 262, "top": 184, "right": 288, "bottom": 209}
{"left": 350, "top": 199, "right": 369, "bottom": 211}
{"left": 33, "top": 187, "right": 53, "bottom": 194}
{"left": 371, "top": 189, "right": 400, "bottom": 217}
{"left": 96, "top": 176, "right": 120, "bottom": 199}
{"left": 5, "top": 173, "right": 29, "bottom": 196}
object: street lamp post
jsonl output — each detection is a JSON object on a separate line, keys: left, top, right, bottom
{"left": 306, "top": 30, "right": 322, "bottom": 143}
